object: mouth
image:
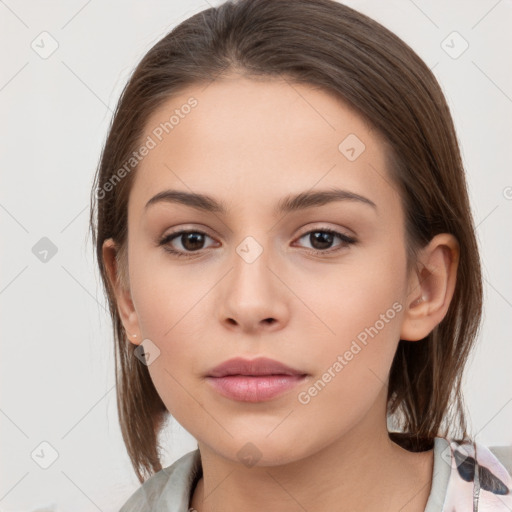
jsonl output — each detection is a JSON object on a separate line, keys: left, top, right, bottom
{"left": 205, "top": 356, "right": 308, "bottom": 402}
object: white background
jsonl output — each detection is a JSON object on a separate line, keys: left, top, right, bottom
{"left": 1, "top": 0, "right": 511, "bottom": 510}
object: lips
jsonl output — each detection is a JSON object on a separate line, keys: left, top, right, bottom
{"left": 205, "top": 357, "right": 309, "bottom": 402}
{"left": 207, "top": 356, "right": 306, "bottom": 377}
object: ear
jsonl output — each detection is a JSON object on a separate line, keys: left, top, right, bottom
{"left": 102, "top": 238, "right": 142, "bottom": 345}
{"left": 400, "top": 233, "right": 460, "bottom": 341}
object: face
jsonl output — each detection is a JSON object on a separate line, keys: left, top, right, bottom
{"left": 112, "top": 75, "right": 416, "bottom": 465}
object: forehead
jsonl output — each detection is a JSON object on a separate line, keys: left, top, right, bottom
{"left": 129, "top": 75, "right": 399, "bottom": 219}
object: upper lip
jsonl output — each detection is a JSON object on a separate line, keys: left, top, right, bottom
{"left": 207, "top": 357, "right": 307, "bottom": 377}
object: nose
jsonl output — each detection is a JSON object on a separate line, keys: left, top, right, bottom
{"left": 217, "top": 242, "right": 290, "bottom": 334}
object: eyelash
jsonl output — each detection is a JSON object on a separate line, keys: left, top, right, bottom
{"left": 157, "top": 227, "right": 357, "bottom": 259}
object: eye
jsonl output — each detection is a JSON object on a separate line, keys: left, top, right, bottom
{"left": 294, "top": 228, "right": 357, "bottom": 255}
{"left": 158, "top": 227, "right": 357, "bottom": 259}
{"left": 158, "top": 230, "right": 217, "bottom": 258}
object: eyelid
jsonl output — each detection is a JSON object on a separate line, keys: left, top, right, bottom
{"left": 160, "top": 222, "right": 355, "bottom": 241}
{"left": 157, "top": 224, "right": 218, "bottom": 244}
{"left": 295, "top": 223, "right": 355, "bottom": 239}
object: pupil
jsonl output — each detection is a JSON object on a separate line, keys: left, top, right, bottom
{"left": 311, "top": 231, "right": 333, "bottom": 250}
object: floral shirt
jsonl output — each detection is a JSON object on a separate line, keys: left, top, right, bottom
{"left": 119, "top": 437, "right": 512, "bottom": 511}
{"left": 442, "top": 439, "right": 512, "bottom": 511}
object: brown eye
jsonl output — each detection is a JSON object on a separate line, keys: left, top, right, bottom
{"left": 158, "top": 230, "right": 216, "bottom": 257}
{"left": 295, "top": 228, "right": 356, "bottom": 254}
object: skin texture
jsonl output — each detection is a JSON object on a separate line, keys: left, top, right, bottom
{"left": 103, "top": 75, "right": 459, "bottom": 511}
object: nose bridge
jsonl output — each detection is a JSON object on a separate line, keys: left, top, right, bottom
{"left": 218, "top": 230, "right": 289, "bottom": 329}
{"left": 230, "top": 232, "right": 274, "bottom": 299}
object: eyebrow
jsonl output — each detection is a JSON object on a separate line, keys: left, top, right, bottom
{"left": 144, "top": 187, "right": 377, "bottom": 215}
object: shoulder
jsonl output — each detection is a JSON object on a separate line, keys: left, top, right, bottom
{"left": 118, "top": 449, "right": 202, "bottom": 512}
{"left": 442, "top": 438, "right": 512, "bottom": 511}
{"left": 448, "top": 439, "right": 512, "bottom": 482}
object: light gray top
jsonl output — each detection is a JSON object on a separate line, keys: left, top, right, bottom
{"left": 119, "top": 437, "right": 512, "bottom": 511}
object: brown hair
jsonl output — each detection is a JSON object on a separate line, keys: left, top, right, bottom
{"left": 89, "top": 0, "right": 483, "bottom": 483}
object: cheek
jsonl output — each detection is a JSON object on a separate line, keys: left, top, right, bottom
{"left": 294, "top": 245, "right": 407, "bottom": 380}
{"left": 129, "top": 241, "right": 208, "bottom": 336}
{"left": 286, "top": 258, "right": 406, "bottom": 442}
{"left": 127, "top": 253, "right": 204, "bottom": 383}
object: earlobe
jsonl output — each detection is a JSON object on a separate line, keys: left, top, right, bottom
{"left": 102, "top": 238, "right": 142, "bottom": 345}
{"left": 400, "top": 233, "right": 459, "bottom": 342}
{"left": 126, "top": 332, "right": 141, "bottom": 344}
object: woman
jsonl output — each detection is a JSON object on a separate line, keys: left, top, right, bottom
{"left": 89, "top": 0, "right": 512, "bottom": 510}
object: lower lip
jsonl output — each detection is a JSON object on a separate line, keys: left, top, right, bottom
{"left": 206, "top": 374, "right": 307, "bottom": 402}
